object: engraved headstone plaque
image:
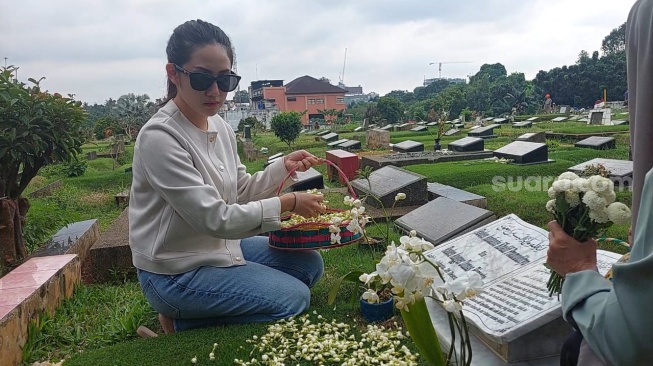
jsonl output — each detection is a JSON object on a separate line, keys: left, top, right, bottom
{"left": 316, "top": 130, "right": 331, "bottom": 136}
{"left": 512, "top": 122, "right": 532, "bottom": 128}
{"left": 410, "top": 126, "right": 428, "bottom": 132}
{"left": 395, "top": 197, "right": 495, "bottom": 245}
{"left": 468, "top": 125, "right": 497, "bottom": 139}
{"left": 589, "top": 111, "right": 604, "bottom": 125}
{"left": 568, "top": 158, "right": 633, "bottom": 187}
{"left": 448, "top": 137, "right": 484, "bottom": 152}
{"left": 321, "top": 132, "right": 339, "bottom": 142}
{"left": 392, "top": 140, "right": 424, "bottom": 153}
{"left": 574, "top": 136, "right": 616, "bottom": 150}
{"left": 493, "top": 141, "right": 548, "bottom": 164}
{"left": 444, "top": 128, "right": 460, "bottom": 136}
{"left": 559, "top": 105, "right": 570, "bottom": 114}
{"left": 423, "top": 214, "right": 621, "bottom": 363}
{"left": 516, "top": 132, "right": 545, "bottom": 143}
{"left": 327, "top": 138, "right": 349, "bottom": 148}
{"left": 350, "top": 165, "right": 427, "bottom": 208}
{"left": 427, "top": 182, "right": 487, "bottom": 208}
{"left": 288, "top": 167, "right": 324, "bottom": 192}
{"left": 339, "top": 139, "right": 362, "bottom": 150}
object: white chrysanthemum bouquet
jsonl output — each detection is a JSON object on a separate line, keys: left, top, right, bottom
{"left": 545, "top": 171, "right": 631, "bottom": 296}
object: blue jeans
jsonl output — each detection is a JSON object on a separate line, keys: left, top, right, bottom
{"left": 137, "top": 236, "right": 324, "bottom": 332}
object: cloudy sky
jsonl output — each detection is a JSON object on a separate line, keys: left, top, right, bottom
{"left": 2, "top": 0, "right": 634, "bottom": 105}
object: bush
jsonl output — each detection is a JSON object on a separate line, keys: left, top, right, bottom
{"left": 270, "top": 111, "right": 303, "bottom": 147}
{"left": 64, "top": 159, "right": 88, "bottom": 177}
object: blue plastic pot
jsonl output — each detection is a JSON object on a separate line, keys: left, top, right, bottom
{"left": 360, "top": 297, "right": 394, "bottom": 323}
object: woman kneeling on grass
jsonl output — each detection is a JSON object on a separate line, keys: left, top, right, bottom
{"left": 130, "top": 19, "right": 326, "bottom": 334}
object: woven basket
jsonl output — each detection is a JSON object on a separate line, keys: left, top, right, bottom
{"left": 268, "top": 160, "right": 363, "bottom": 251}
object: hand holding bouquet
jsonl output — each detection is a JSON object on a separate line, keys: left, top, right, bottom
{"left": 545, "top": 170, "right": 631, "bottom": 296}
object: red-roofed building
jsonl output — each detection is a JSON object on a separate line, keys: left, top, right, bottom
{"left": 249, "top": 75, "right": 347, "bottom": 125}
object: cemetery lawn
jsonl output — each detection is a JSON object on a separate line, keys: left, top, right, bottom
{"left": 21, "top": 126, "right": 631, "bottom": 365}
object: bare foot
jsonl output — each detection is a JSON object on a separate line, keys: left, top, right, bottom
{"left": 159, "top": 313, "right": 175, "bottom": 334}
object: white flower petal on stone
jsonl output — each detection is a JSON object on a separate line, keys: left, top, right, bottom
{"left": 395, "top": 192, "right": 406, "bottom": 201}
{"left": 607, "top": 202, "right": 631, "bottom": 225}
{"left": 409, "top": 230, "right": 417, "bottom": 237}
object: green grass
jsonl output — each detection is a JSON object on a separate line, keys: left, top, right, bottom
{"left": 19, "top": 127, "right": 633, "bottom": 365}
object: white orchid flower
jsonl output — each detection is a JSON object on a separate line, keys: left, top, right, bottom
{"left": 353, "top": 199, "right": 362, "bottom": 208}
{"left": 443, "top": 300, "right": 462, "bottom": 314}
{"left": 362, "top": 289, "right": 380, "bottom": 303}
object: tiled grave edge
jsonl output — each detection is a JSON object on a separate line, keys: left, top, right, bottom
{"left": 0, "top": 254, "right": 80, "bottom": 366}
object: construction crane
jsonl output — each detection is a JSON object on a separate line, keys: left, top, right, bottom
{"left": 429, "top": 61, "right": 471, "bottom": 79}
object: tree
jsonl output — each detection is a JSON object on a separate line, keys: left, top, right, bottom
{"left": 270, "top": 111, "right": 303, "bottom": 147}
{"left": 602, "top": 23, "right": 626, "bottom": 56}
{"left": 233, "top": 90, "right": 250, "bottom": 103}
{"left": 237, "top": 116, "right": 264, "bottom": 135}
{"left": 0, "top": 67, "right": 86, "bottom": 274}
{"left": 376, "top": 96, "right": 405, "bottom": 124}
{"left": 115, "top": 93, "right": 153, "bottom": 138}
{"left": 319, "top": 77, "right": 331, "bottom": 84}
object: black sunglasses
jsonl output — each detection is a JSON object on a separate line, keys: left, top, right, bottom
{"left": 173, "top": 64, "right": 241, "bottom": 92}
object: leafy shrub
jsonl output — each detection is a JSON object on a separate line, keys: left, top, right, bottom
{"left": 270, "top": 111, "right": 303, "bottom": 147}
{"left": 64, "top": 159, "right": 88, "bottom": 177}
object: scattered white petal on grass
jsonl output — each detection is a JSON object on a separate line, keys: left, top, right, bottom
{"left": 191, "top": 356, "right": 197, "bottom": 364}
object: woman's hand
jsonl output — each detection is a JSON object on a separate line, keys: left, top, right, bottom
{"left": 546, "top": 221, "right": 598, "bottom": 277}
{"left": 280, "top": 192, "right": 325, "bottom": 218}
{"left": 284, "top": 150, "right": 322, "bottom": 172}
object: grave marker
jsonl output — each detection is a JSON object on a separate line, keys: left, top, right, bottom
{"left": 512, "top": 121, "right": 532, "bottom": 128}
{"left": 339, "top": 140, "right": 362, "bottom": 150}
{"left": 410, "top": 126, "right": 428, "bottom": 132}
{"left": 448, "top": 137, "right": 485, "bottom": 152}
{"left": 366, "top": 128, "right": 390, "bottom": 149}
{"left": 574, "top": 136, "right": 616, "bottom": 150}
{"left": 327, "top": 138, "right": 349, "bottom": 148}
{"left": 350, "top": 166, "right": 427, "bottom": 208}
{"left": 493, "top": 141, "right": 549, "bottom": 164}
{"left": 392, "top": 140, "right": 424, "bottom": 153}
{"left": 395, "top": 197, "right": 495, "bottom": 245}
{"left": 516, "top": 132, "right": 546, "bottom": 143}
{"left": 321, "top": 132, "right": 339, "bottom": 142}
{"left": 468, "top": 125, "right": 497, "bottom": 139}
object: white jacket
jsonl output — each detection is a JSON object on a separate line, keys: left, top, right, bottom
{"left": 129, "top": 101, "right": 291, "bottom": 274}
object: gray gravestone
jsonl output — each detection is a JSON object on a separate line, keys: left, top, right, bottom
{"left": 395, "top": 197, "right": 495, "bottom": 245}
{"left": 327, "top": 139, "right": 350, "bottom": 148}
{"left": 316, "top": 130, "right": 331, "bottom": 136}
{"left": 512, "top": 122, "right": 532, "bottom": 128}
{"left": 243, "top": 125, "right": 251, "bottom": 140}
{"left": 366, "top": 128, "right": 391, "bottom": 149}
{"left": 444, "top": 128, "right": 460, "bottom": 136}
{"left": 427, "top": 182, "right": 487, "bottom": 209}
{"left": 427, "top": 122, "right": 438, "bottom": 126}
{"left": 525, "top": 117, "right": 539, "bottom": 122}
{"left": 551, "top": 117, "right": 567, "bottom": 122}
{"left": 454, "top": 123, "right": 465, "bottom": 129}
{"left": 380, "top": 124, "right": 394, "bottom": 131}
{"left": 483, "top": 117, "right": 494, "bottom": 122}
{"left": 350, "top": 166, "right": 428, "bottom": 209}
{"left": 392, "top": 140, "right": 424, "bottom": 153}
{"left": 289, "top": 168, "right": 324, "bottom": 192}
{"left": 612, "top": 120, "right": 629, "bottom": 126}
{"left": 516, "top": 132, "right": 546, "bottom": 143}
{"left": 589, "top": 111, "right": 604, "bottom": 125}
{"left": 574, "top": 136, "right": 616, "bottom": 150}
{"left": 493, "top": 117, "right": 508, "bottom": 124}
{"left": 448, "top": 137, "right": 485, "bottom": 152}
{"left": 410, "top": 126, "right": 428, "bottom": 132}
{"left": 468, "top": 125, "right": 497, "bottom": 139}
{"left": 397, "top": 123, "right": 412, "bottom": 131}
{"left": 568, "top": 158, "right": 633, "bottom": 187}
{"left": 339, "top": 140, "right": 362, "bottom": 150}
{"left": 321, "top": 132, "right": 339, "bottom": 142}
{"left": 559, "top": 105, "right": 570, "bottom": 114}
{"left": 494, "top": 141, "right": 549, "bottom": 165}
{"left": 354, "top": 126, "right": 363, "bottom": 132}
